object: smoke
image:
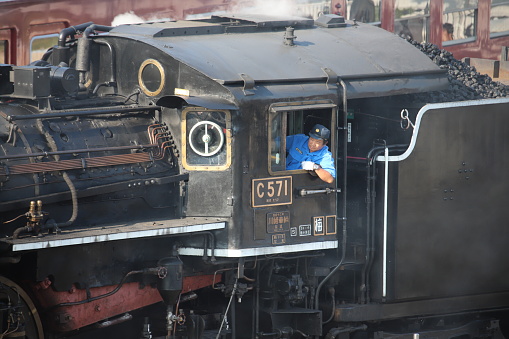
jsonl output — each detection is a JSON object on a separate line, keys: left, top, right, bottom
{"left": 227, "top": 0, "right": 296, "bottom": 17}
{"left": 111, "top": 11, "right": 173, "bottom": 26}
{"left": 111, "top": 12, "right": 146, "bottom": 26}
{"left": 111, "top": 0, "right": 324, "bottom": 25}
{"left": 226, "top": 0, "right": 330, "bottom": 19}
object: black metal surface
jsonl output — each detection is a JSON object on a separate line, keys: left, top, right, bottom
{"left": 386, "top": 100, "right": 509, "bottom": 301}
{"left": 110, "top": 16, "right": 447, "bottom": 99}
{"left": 0, "top": 13, "right": 507, "bottom": 339}
{"left": 335, "top": 291, "right": 509, "bottom": 322}
{"left": 11, "top": 66, "right": 50, "bottom": 98}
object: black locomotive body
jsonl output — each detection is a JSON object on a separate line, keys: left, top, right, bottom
{"left": 0, "top": 14, "right": 509, "bottom": 339}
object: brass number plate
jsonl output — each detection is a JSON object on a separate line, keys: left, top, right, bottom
{"left": 252, "top": 176, "right": 292, "bottom": 207}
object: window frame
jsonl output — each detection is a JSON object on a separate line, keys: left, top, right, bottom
{"left": 268, "top": 100, "right": 337, "bottom": 176}
{"left": 442, "top": 0, "right": 479, "bottom": 44}
{"left": 0, "top": 29, "right": 11, "bottom": 64}
{"left": 181, "top": 107, "right": 232, "bottom": 171}
{"left": 29, "top": 33, "right": 58, "bottom": 63}
{"left": 489, "top": 1, "right": 509, "bottom": 37}
{"left": 393, "top": 0, "right": 431, "bottom": 42}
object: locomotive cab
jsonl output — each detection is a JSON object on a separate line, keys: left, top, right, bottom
{"left": 4, "top": 12, "right": 509, "bottom": 339}
{"left": 264, "top": 102, "right": 338, "bottom": 241}
{"left": 178, "top": 103, "right": 340, "bottom": 256}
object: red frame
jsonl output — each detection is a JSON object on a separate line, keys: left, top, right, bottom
{"left": 30, "top": 274, "right": 217, "bottom": 332}
{"left": 331, "top": 0, "right": 509, "bottom": 61}
{"left": 0, "top": 0, "right": 234, "bottom": 66}
{"left": 2, "top": 1, "right": 508, "bottom": 68}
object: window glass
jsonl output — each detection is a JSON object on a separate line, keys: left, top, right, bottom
{"left": 442, "top": 0, "right": 478, "bottom": 42}
{"left": 490, "top": 1, "right": 509, "bottom": 34}
{"left": 183, "top": 109, "right": 231, "bottom": 170}
{"left": 294, "top": 0, "right": 332, "bottom": 19}
{"left": 0, "top": 29, "right": 10, "bottom": 64}
{"left": 270, "top": 113, "right": 286, "bottom": 172}
{"left": 30, "top": 34, "right": 58, "bottom": 62}
{"left": 347, "top": 0, "right": 381, "bottom": 23}
{"left": 0, "top": 40, "right": 6, "bottom": 64}
{"left": 394, "top": 0, "right": 430, "bottom": 42}
{"left": 269, "top": 106, "right": 333, "bottom": 174}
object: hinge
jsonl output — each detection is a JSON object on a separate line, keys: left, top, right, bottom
{"left": 239, "top": 73, "right": 255, "bottom": 96}
{"left": 322, "top": 67, "right": 338, "bottom": 90}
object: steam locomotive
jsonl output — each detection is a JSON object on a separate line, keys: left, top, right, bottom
{"left": 1, "top": 14, "right": 509, "bottom": 339}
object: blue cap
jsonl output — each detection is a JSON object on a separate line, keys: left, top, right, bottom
{"left": 309, "top": 124, "right": 330, "bottom": 141}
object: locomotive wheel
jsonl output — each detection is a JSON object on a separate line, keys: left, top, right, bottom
{"left": 0, "top": 276, "right": 44, "bottom": 339}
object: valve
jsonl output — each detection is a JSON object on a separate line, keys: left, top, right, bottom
{"left": 165, "top": 307, "right": 186, "bottom": 337}
{"left": 26, "top": 200, "right": 46, "bottom": 234}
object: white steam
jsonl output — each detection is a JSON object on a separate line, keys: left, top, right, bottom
{"left": 111, "top": 12, "right": 146, "bottom": 26}
{"left": 228, "top": 0, "right": 295, "bottom": 16}
{"left": 111, "top": 0, "right": 328, "bottom": 25}
{"left": 228, "top": 0, "right": 329, "bottom": 18}
{"left": 111, "top": 11, "right": 173, "bottom": 26}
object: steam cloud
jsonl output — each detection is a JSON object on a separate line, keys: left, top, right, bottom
{"left": 111, "top": 0, "right": 327, "bottom": 25}
{"left": 228, "top": 0, "right": 296, "bottom": 16}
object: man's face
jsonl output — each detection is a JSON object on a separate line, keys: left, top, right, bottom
{"left": 442, "top": 30, "right": 453, "bottom": 41}
{"left": 308, "top": 137, "right": 326, "bottom": 152}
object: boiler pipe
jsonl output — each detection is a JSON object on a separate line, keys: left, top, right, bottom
{"left": 58, "top": 22, "right": 94, "bottom": 47}
{"left": 0, "top": 144, "right": 158, "bottom": 160}
{"left": 6, "top": 105, "right": 162, "bottom": 122}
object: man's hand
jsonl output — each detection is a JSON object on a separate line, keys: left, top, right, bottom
{"left": 302, "top": 161, "right": 333, "bottom": 183}
{"left": 301, "top": 161, "right": 315, "bottom": 170}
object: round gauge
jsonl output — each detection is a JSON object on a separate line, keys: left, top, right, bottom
{"left": 188, "top": 121, "right": 224, "bottom": 157}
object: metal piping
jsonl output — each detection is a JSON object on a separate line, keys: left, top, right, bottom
{"left": 382, "top": 147, "right": 389, "bottom": 297}
{"left": 6, "top": 105, "right": 161, "bottom": 122}
{"left": 46, "top": 269, "right": 154, "bottom": 309}
{"left": 362, "top": 144, "right": 408, "bottom": 303}
{"left": 94, "top": 313, "right": 133, "bottom": 329}
{"left": 58, "top": 22, "right": 94, "bottom": 47}
{"left": 2, "top": 152, "right": 153, "bottom": 175}
{"left": 217, "top": 68, "right": 447, "bottom": 86}
{"left": 362, "top": 145, "right": 385, "bottom": 303}
{"left": 83, "top": 24, "right": 114, "bottom": 38}
{"left": 94, "top": 39, "right": 117, "bottom": 84}
{"left": 76, "top": 25, "right": 114, "bottom": 89}
{"left": 12, "top": 226, "right": 33, "bottom": 239}
{"left": 325, "top": 325, "right": 368, "bottom": 339}
{"left": 0, "top": 144, "right": 158, "bottom": 161}
{"left": 47, "top": 171, "right": 78, "bottom": 230}
{"left": 313, "top": 78, "right": 348, "bottom": 316}
{"left": 36, "top": 120, "right": 78, "bottom": 231}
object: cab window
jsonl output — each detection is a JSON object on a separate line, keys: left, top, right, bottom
{"left": 269, "top": 102, "right": 335, "bottom": 174}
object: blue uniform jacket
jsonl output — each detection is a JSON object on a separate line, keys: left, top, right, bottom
{"left": 286, "top": 134, "right": 336, "bottom": 178}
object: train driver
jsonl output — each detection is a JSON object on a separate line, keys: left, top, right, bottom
{"left": 286, "top": 124, "right": 335, "bottom": 184}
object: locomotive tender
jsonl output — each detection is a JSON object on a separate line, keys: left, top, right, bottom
{"left": 1, "top": 13, "right": 509, "bottom": 339}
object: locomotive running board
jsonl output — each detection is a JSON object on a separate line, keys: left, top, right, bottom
{"left": 178, "top": 240, "right": 338, "bottom": 257}
{"left": 8, "top": 217, "right": 226, "bottom": 252}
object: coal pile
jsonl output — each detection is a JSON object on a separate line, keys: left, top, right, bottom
{"left": 406, "top": 39, "right": 509, "bottom": 103}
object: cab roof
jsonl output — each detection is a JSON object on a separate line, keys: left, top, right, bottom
{"left": 110, "top": 14, "right": 448, "bottom": 98}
